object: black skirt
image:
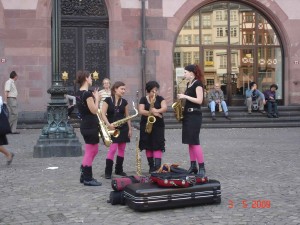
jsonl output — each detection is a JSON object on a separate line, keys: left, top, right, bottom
{"left": 182, "top": 112, "right": 202, "bottom": 145}
{"left": 80, "top": 115, "right": 99, "bottom": 144}
{"left": 139, "top": 123, "right": 165, "bottom": 151}
{"left": 0, "top": 134, "right": 8, "bottom": 146}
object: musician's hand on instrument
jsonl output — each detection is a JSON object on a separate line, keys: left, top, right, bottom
{"left": 107, "top": 123, "right": 115, "bottom": 130}
{"left": 153, "top": 112, "right": 162, "bottom": 118}
{"left": 177, "top": 93, "right": 185, "bottom": 99}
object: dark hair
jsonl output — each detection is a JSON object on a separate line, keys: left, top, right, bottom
{"left": 249, "top": 82, "right": 256, "bottom": 89}
{"left": 184, "top": 64, "right": 204, "bottom": 83}
{"left": 76, "top": 70, "right": 90, "bottom": 87}
{"left": 10, "top": 71, "right": 17, "bottom": 79}
{"left": 111, "top": 81, "right": 125, "bottom": 95}
{"left": 145, "top": 81, "right": 160, "bottom": 93}
{"left": 270, "top": 84, "right": 278, "bottom": 90}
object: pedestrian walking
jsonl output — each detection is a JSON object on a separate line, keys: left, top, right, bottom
{"left": 4, "top": 71, "right": 19, "bottom": 134}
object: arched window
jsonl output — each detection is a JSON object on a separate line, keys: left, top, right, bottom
{"left": 174, "top": 2, "right": 283, "bottom": 105}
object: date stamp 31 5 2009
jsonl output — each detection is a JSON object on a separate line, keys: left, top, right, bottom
{"left": 228, "top": 199, "right": 271, "bottom": 209}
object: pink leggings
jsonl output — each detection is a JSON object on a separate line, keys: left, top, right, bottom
{"left": 145, "top": 150, "right": 162, "bottom": 158}
{"left": 106, "top": 143, "right": 126, "bottom": 160}
{"left": 188, "top": 144, "right": 204, "bottom": 163}
{"left": 82, "top": 144, "right": 99, "bottom": 166}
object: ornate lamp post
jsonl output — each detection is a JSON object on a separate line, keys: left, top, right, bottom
{"left": 33, "top": 0, "right": 82, "bottom": 158}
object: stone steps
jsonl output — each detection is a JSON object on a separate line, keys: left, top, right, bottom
{"left": 17, "top": 106, "right": 300, "bottom": 129}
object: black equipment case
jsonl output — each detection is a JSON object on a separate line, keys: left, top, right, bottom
{"left": 123, "top": 179, "right": 221, "bottom": 211}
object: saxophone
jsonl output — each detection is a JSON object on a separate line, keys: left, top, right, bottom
{"left": 96, "top": 110, "right": 116, "bottom": 147}
{"left": 135, "top": 135, "right": 142, "bottom": 176}
{"left": 145, "top": 93, "right": 156, "bottom": 134}
{"left": 97, "top": 102, "right": 138, "bottom": 147}
{"left": 172, "top": 78, "right": 185, "bottom": 122}
{"left": 110, "top": 101, "right": 138, "bottom": 128}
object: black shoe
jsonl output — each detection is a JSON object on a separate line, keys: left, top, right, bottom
{"left": 11, "top": 132, "right": 20, "bottom": 134}
{"left": 197, "top": 163, "right": 206, "bottom": 178}
{"left": 147, "top": 157, "right": 155, "bottom": 173}
{"left": 187, "top": 161, "right": 198, "bottom": 174}
{"left": 212, "top": 116, "right": 216, "bottom": 120}
{"left": 84, "top": 178, "right": 102, "bottom": 186}
{"left": 273, "top": 114, "right": 279, "bottom": 118}
{"left": 115, "top": 171, "right": 127, "bottom": 176}
{"left": 7, "top": 153, "right": 14, "bottom": 165}
{"left": 267, "top": 114, "right": 273, "bottom": 118}
{"left": 115, "top": 156, "right": 127, "bottom": 176}
{"left": 80, "top": 165, "right": 84, "bottom": 183}
{"left": 105, "top": 174, "right": 112, "bottom": 179}
{"left": 82, "top": 166, "right": 101, "bottom": 186}
{"left": 105, "top": 159, "right": 113, "bottom": 179}
{"left": 259, "top": 110, "right": 266, "bottom": 114}
{"left": 225, "top": 116, "right": 231, "bottom": 120}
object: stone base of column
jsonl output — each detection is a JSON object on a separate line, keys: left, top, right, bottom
{"left": 33, "top": 137, "right": 82, "bottom": 158}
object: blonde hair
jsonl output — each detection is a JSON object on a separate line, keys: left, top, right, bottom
{"left": 102, "top": 78, "right": 111, "bottom": 85}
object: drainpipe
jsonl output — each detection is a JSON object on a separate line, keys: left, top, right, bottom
{"left": 141, "top": 0, "right": 147, "bottom": 96}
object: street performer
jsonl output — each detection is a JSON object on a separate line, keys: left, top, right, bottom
{"left": 101, "top": 81, "right": 132, "bottom": 179}
{"left": 177, "top": 64, "right": 206, "bottom": 178}
{"left": 138, "top": 81, "right": 167, "bottom": 173}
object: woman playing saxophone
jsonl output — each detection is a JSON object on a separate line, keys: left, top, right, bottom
{"left": 101, "top": 81, "right": 132, "bottom": 179}
{"left": 138, "top": 81, "right": 167, "bottom": 173}
{"left": 177, "top": 64, "right": 206, "bottom": 178}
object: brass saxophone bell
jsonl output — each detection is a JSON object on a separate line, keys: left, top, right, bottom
{"left": 147, "top": 115, "right": 156, "bottom": 124}
{"left": 108, "top": 129, "right": 120, "bottom": 138}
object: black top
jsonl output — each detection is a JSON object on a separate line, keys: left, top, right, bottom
{"left": 182, "top": 79, "right": 203, "bottom": 145}
{"left": 184, "top": 79, "right": 203, "bottom": 111}
{"left": 104, "top": 96, "right": 130, "bottom": 143}
{"left": 75, "top": 90, "right": 99, "bottom": 144}
{"left": 139, "top": 95, "right": 165, "bottom": 127}
{"left": 76, "top": 90, "right": 99, "bottom": 126}
{"left": 139, "top": 95, "right": 165, "bottom": 151}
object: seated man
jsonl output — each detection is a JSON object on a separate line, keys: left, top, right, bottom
{"left": 207, "top": 83, "right": 230, "bottom": 120}
{"left": 245, "top": 82, "right": 266, "bottom": 114}
{"left": 263, "top": 84, "right": 279, "bottom": 118}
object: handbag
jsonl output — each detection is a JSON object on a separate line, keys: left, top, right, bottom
{"left": 0, "top": 104, "right": 11, "bottom": 135}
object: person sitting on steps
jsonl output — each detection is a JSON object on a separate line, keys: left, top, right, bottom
{"left": 207, "top": 83, "right": 230, "bottom": 120}
{"left": 245, "top": 82, "right": 266, "bottom": 114}
{"left": 263, "top": 84, "right": 279, "bottom": 118}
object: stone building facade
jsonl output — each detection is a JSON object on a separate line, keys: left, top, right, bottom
{"left": 0, "top": 0, "right": 299, "bottom": 120}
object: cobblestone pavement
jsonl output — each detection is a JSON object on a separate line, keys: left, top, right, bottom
{"left": 0, "top": 127, "right": 299, "bottom": 225}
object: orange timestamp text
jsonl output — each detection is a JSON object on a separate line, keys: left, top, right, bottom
{"left": 228, "top": 199, "right": 271, "bottom": 209}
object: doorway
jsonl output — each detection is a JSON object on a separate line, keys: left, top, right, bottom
{"left": 174, "top": 2, "right": 283, "bottom": 106}
{"left": 60, "top": 0, "right": 109, "bottom": 95}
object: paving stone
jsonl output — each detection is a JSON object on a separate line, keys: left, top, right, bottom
{"left": 0, "top": 127, "right": 299, "bottom": 225}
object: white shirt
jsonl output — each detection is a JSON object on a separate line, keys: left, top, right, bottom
{"left": 4, "top": 78, "right": 18, "bottom": 98}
